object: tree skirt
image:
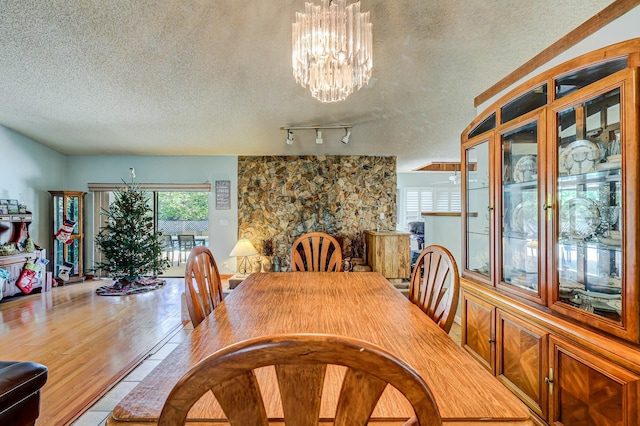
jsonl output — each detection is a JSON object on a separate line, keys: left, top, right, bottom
{"left": 96, "top": 277, "right": 166, "bottom": 296}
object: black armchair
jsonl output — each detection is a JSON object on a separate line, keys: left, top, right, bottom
{"left": 0, "top": 361, "right": 48, "bottom": 426}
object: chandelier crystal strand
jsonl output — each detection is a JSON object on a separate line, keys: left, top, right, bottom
{"left": 292, "top": 0, "right": 372, "bottom": 103}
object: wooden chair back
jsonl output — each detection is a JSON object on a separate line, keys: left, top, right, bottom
{"left": 291, "top": 232, "right": 343, "bottom": 272}
{"left": 158, "top": 333, "right": 442, "bottom": 426}
{"left": 409, "top": 245, "right": 460, "bottom": 333}
{"left": 184, "top": 246, "right": 223, "bottom": 327}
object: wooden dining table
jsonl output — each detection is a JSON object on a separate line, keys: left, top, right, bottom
{"left": 106, "top": 272, "right": 532, "bottom": 425}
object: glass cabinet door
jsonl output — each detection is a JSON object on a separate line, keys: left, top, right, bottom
{"left": 65, "top": 195, "right": 81, "bottom": 230}
{"left": 50, "top": 191, "right": 84, "bottom": 282}
{"left": 499, "top": 120, "right": 541, "bottom": 300}
{"left": 554, "top": 87, "right": 622, "bottom": 324}
{"left": 465, "top": 140, "right": 491, "bottom": 279}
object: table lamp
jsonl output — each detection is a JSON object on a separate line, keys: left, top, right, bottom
{"left": 229, "top": 238, "right": 258, "bottom": 276}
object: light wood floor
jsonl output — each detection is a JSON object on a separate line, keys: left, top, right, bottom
{"left": 0, "top": 278, "right": 186, "bottom": 426}
{"left": 1, "top": 275, "right": 461, "bottom": 426}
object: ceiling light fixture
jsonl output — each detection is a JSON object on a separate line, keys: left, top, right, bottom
{"left": 281, "top": 125, "right": 353, "bottom": 145}
{"left": 292, "top": 0, "right": 373, "bottom": 103}
{"left": 341, "top": 128, "right": 351, "bottom": 144}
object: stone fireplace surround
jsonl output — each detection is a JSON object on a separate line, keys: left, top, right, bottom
{"left": 238, "top": 155, "right": 396, "bottom": 271}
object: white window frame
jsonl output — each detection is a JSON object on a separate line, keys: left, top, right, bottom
{"left": 400, "top": 186, "right": 461, "bottom": 231}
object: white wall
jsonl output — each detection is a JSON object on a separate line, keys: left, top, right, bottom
{"left": 0, "top": 126, "right": 67, "bottom": 247}
{"left": 397, "top": 172, "right": 462, "bottom": 266}
{"left": 422, "top": 215, "right": 462, "bottom": 271}
{"left": 66, "top": 155, "right": 238, "bottom": 274}
{"left": 0, "top": 137, "right": 240, "bottom": 275}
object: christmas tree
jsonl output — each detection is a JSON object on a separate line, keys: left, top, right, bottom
{"left": 94, "top": 172, "right": 170, "bottom": 287}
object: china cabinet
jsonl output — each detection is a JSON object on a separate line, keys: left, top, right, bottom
{"left": 460, "top": 39, "right": 640, "bottom": 425}
{"left": 49, "top": 191, "right": 85, "bottom": 284}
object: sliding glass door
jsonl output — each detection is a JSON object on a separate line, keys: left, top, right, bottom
{"left": 92, "top": 189, "right": 210, "bottom": 277}
{"left": 156, "top": 192, "right": 209, "bottom": 273}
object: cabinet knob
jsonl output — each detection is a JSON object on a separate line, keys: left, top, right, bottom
{"left": 544, "top": 376, "right": 553, "bottom": 384}
{"left": 543, "top": 204, "right": 552, "bottom": 210}
{"left": 488, "top": 338, "right": 495, "bottom": 343}
{"left": 487, "top": 206, "right": 494, "bottom": 211}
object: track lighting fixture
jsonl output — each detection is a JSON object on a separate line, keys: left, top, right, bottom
{"left": 280, "top": 125, "right": 353, "bottom": 145}
{"left": 341, "top": 128, "right": 351, "bottom": 144}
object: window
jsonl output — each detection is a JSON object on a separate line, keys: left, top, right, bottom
{"left": 401, "top": 187, "right": 461, "bottom": 230}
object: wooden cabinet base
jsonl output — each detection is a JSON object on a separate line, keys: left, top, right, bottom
{"left": 364, "top": 230, "right": 411, "bottom": 281}
{"left": 462, "top": 279, "right": 640, "bottom": 425}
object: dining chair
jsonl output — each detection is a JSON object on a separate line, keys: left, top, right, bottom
{"left": 408, "top": 244, "right": 460, "bottom": 333}
{"left": 158, "top": 333, "right": 442, "bottom": 426}
{"left": 184, "top": 246, "right": 224, "bottom": 327}
{"left": 291, "top": 232, "right": 343, "bottom": 272}
{"left": 177, "top": 234, "right": 196, "bottom": 265}
{"left": 160, "top": 235, "right": 176, "bottom": 266}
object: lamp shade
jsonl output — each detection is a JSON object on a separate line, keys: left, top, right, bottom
{"left": 229, "top": 239, "right": 258, "bottom": 257}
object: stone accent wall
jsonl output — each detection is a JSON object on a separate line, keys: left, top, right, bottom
{"left": 238, "top": 155, "right": 396, "bottom": 271}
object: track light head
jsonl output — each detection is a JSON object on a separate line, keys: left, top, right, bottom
{"left": 281, "top": 125, "right": 351, "bottom": 145}
{"left": 341, "top": 128, "right": 351, "bottom": 144}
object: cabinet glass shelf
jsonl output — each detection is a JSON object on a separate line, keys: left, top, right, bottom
{"left": 558, "top": 168, "right": 621, "bottom": 187}
{"left": 558, "top": 238, "right": 622, "bottom": 251}
{"left": 503, "top": 181, "right": 538, "bottom": 191}
{"left": 468, "top": 230, "right": 490, "bottom": 237}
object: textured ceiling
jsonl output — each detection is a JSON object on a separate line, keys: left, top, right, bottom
{"left": 0, "top": 0, "right": 615, "bottom": 172}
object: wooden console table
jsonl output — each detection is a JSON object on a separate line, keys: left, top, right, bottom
{"left": 364, "top": 230, "right": 411, "bottom": 282}
{"left": 0, "top": 251, "right": 50, "bottom": 300}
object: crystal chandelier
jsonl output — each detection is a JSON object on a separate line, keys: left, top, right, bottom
{"left": 292, "top": 0, "right": 373, "bottom": 103}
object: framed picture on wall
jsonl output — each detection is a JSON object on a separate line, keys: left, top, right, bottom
{"left": 7, "top": 200, "right": 19, "bottom": 214}
{"left": 0, "top": 204, "right": 8, "bottom": 215}
{"left": 215, "top": 180, "right": 231, "bottom": 210}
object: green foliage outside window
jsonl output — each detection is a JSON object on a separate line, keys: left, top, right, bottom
{"left": 157, "top": 192, "right": 208, "bottom": 220}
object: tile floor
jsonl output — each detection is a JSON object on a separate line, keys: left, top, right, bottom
{"left": 71, "top": 291, "right": 463, "bottom": 426}
{"left": 70, "top": 323, "right": 195, "bottom": 426}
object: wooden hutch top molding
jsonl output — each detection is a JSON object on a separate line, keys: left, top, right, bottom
{"left": 465, "top": 38, "right": 640, "bottom": 137}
